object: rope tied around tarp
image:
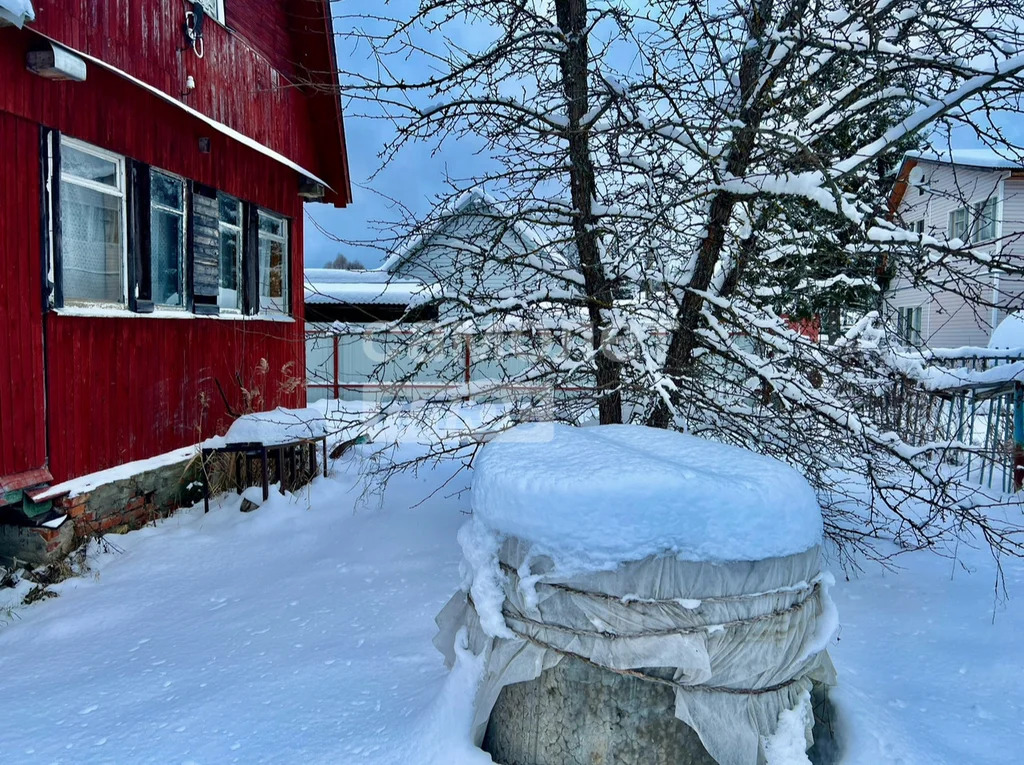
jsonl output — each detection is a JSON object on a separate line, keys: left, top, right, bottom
{"left": 507, "top": 626, "right": 806, "bottom": 696}
{"left": 464, "top": 568, "right": 824, "bottom": 697}
{"left": 500, "top": 581, "right": 821, "bottom": 641}
{"left": 498, "top": 561, "right": 821, "bottom": 606}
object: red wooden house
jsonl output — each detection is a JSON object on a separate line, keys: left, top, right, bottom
{"left": 0, "top": 1, "right": 350, "bottom": 523}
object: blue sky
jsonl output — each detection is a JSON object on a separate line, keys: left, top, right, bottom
{"left": 304, "top": 0, "right": 490, "bottom": 270}
{"left": 303, "top": 1, "right": 1024, "bottom": 271}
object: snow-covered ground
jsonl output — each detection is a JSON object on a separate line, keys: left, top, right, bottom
{"left": 0, "top": 410, "right": 1022, "bottom": 763}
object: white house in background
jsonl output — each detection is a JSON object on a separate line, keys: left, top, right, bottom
{"left": 305, "top": 190, "right": 558, "bottom": 325}
{"left": 304, "top": 191, "right": 563, "bottom": 400}
{"left": 885, "top": 149, "right": 1024, "bottom": 349}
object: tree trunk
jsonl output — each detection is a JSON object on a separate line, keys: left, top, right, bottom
{"left": 556, "top": 0, "right": 622, "bottom": 425}
{"left": 647, "top": 1, "right": 777, "bottom": 429}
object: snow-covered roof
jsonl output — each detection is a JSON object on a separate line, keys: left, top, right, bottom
{"left": 305, "top": 281, "right": 430, "bottom": 306}
{"left": 379, "top": 190, "right": 559, "bottom": 274}
{"left": 0, "top": 0, "right": 34, "bottom": 27}
{"left": 904, "top": 148, "right": 1024, "bottom": 170}
{"left": 304, "top": 268, "right": 432, "bottom": 306}
{"left": 304, "top": 268, "right": 394, "bottom": 285}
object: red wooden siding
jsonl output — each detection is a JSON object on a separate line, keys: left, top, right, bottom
{"left": 27, "top": 0, "right": 346, "bottom": 194}
{"left": 45, "top": 313, "right": 305, "bottom": 482}
{"left": 227, "top": 0, "right": 295, "bottom": 77}
{"left": 0, "top": 112, "right": 48, "bottom": 479}
{"left": 0, "top": 29, "right": 306, "bottom": 239}
{"left": 1, "top": 24, "right": 317, "bottom": 483}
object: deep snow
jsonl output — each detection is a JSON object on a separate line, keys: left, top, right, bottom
{"left": 0, "top": 411, "right": 1022, "bottom": 763}
{"left": 472, "top": 422, "right": 823, "bottom": 569}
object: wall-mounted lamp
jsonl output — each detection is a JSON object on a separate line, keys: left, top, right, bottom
{"left": 26, "top": 42, "right": 87, "bottom": 82}
{"left": 298, "top": 178, "right": 326, "bottom": 200}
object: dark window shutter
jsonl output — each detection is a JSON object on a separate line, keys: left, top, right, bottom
{"left": 189, "top": 182, "right": 220, "bottom": 316}
{"left": 242, "top": 202, "right": 260, "bottom": 315}
{"left": 127, "top": 160, "right": 154, "bottom": 313}
{"left": 44, "top": 128, "right": 63, "bottom": 307}
{"left": 283, "top": 217, "right": 292, "bottom": 316}
{"left": 40, "top": 127, "right": 60, "bottom": 310}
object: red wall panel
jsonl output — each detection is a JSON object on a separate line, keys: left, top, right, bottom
{"left": 0, "top": 113, "right": 48, "bottom": 478}
{"left": 28, "top": 0, "right": 324, "bottom": 177}
{"left": 227, "top": 0, "right": 295, "bottom": 77}
{"left": 44, "top": 313, "right": 305, "bottom": 482}
{"left": 0, "top": 28, "right": 316, "bottom": 483}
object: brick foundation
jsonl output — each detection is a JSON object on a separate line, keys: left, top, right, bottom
{"left": 0, "top": 522, "right": 75, "bottom": 567}
{"left": 55, "top": 457, "right": 203, "bottom": 539}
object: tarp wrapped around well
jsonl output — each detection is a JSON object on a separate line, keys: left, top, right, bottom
{"left": 435, "top": 537, "right": 836, "bottom": 765}
{"left": 434, "top": 423, "right": 838, "bottom": 765}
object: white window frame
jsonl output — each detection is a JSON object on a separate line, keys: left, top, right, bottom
{"left": 972, "top": 196, "right": 999, "bottom": 244}
{"left": 897, "top": 306, "right": 922, "bottom": 347}
{"left": 56, "top": 136, "right": 129, "bottom": 307}
{"left": 149, "top": 169, "right": 189, "bottom": 311}
{"left": 198, "top": 0, "right": 226, "bottom": 25}
{"left": 911, "top": 219, "right": 925, "bottom": 235}
{"left": 217, "top": 193, "right": 243, "bottom": 313}
{"left": 948, "top": 206, "right": 969, "bottom": 243}
{"left": 256, "top": 210, "right": 289, "bottom": 316}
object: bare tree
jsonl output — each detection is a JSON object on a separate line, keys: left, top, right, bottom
{"left": 326, "top": 0, "right": 1024, "bottom": 560}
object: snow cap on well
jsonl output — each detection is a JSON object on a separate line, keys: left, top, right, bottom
{"left": 471, "top": 423, "right": 823, "bottom": 568}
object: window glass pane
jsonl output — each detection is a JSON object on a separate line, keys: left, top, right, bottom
{"left": 258, "top": 213, "right": 283, "bottom": 237}
{"left": 217, "top": 194, "right": 241, "bottom": 310}
{"left": 62, "top": 144, "right": 118, "bottom": 188}
{"left": 151, "top": 208, "right": 184, "bottom": 306}
{"left": 60, "top": 181, "right": 123, "bottom": 303}
{"left": 151, "top": 172, "right": 183, "bottom": 210}
{"left": 197, "top": 0, "right": 222, "bottom": 22}
{"left": 219, "top": 193, "right": 240, "bottom": 226}
{"left": 949, "top": 208, "right": 969, "bottom": 241}
{"left": 258, "top": 229, "right": 288, "bottom": 314}
{"left": 219, "top": 228, "right": 241, "bottom": 310}
{"left": 975, "top": 198, "right": 997, "bottom": 242}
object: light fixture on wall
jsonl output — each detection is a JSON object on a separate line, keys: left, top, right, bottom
{"left": 298, "top": 178, "right": 326, "bottom": 200}
{"left": 26, "top": 42, "right": 87, "bottom": 82}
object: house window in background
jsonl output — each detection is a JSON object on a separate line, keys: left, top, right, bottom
{"left": 948, "top": 207, "right": 970, "bottom": 242}
{"left": 218, "top": 193, "right": 243, "bottom": 311}
{"left": 973, "top": 197, "right": 998, "bottom": 243}
{"left": 58, "top": 137, "right": 126, "bottom": 304}
{"left": 897, "top": 306, "right": 923, "bottom": 347}
{"left": 257, "top": 210, "right": 288, "bottom": 314}
{"left": 150, "top": 171, "right": 186, "bottom": 307}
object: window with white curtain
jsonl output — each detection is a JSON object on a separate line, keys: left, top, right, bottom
{"left": 257, "top": 211, "right": 288, "bottom": 314}
{"left": 58, "top": 138, "right": 126, "bottom": 305}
